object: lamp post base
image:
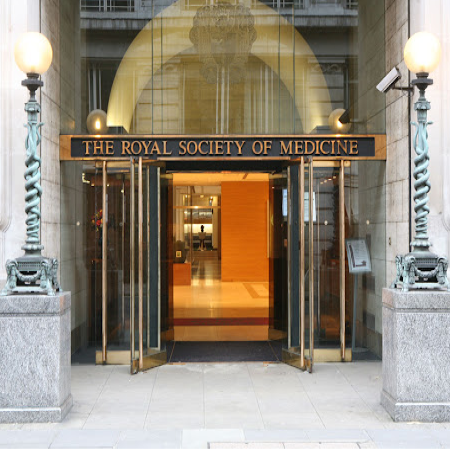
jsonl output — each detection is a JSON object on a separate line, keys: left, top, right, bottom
{"left": 1, "top": 255, "right": 61, "bottom": 296}
{"left": 391, "top": 250, "right": 449, "bottom": 291}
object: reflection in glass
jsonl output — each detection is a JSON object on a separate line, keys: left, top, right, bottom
{"left": 62, "top": 0, "right": 386, "bottom": 137}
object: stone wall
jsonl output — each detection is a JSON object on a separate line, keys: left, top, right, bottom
{"left": 40, "top": 0, "right": 61, "bottom": 272}
{"left": 0, "top": 0, "right": 40, "bottom": 287}
{"left": 384, "top": 0, "right": 410, "bottom": 295}
{"left": 410, "top": 0, "right": 450, "bottom": 263}
{"left": 384, "top": 0, "right": 450, "bottom": 287}
{"left": 59, "top": 0, "right": 88, "bottom": 351}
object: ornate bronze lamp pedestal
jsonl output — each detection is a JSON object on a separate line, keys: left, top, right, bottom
{"left": 391, "top": 72, "right": 449, "bottom": 291}
{"left": 1, "top": 33, "right": 61, "bottom": 296}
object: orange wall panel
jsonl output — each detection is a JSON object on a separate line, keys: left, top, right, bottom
{"left": 221, "top": 181, "right": 269, "bottom": 282}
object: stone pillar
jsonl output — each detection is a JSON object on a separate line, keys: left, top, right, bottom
{"left": 381, "top": 288, "right": 450, "bottom": 422}
{"left": 0, "top": 292, "right": 72, "bottom": 423}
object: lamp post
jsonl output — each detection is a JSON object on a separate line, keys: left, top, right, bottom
{"left": 1, "top": 32, "right": 61, "bottom": 296}
{"left": 392, "top": 31, "right": 449, "bottom": 291}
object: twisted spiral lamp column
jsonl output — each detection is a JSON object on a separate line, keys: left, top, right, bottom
{"left": 391, "top": 32, "right": 449, "bottom": 291}
{"left": 1, "top": 32, "right": 60, "bottom": 296}
{"left": 410, "top": 87, "right": 431, "bottom": 250}
{"left": 22, "top": 78, "right": 44, "bottom": 254}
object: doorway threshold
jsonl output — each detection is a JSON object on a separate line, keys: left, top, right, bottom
{"left": 168, "top": 341, "right": 282, "bottom": 363}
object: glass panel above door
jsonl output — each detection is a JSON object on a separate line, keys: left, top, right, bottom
{"left": 61, "top": 0, "right": 386, "bottom": 136}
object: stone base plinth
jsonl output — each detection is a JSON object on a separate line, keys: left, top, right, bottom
{"left": 0, "top": 292, "right": 72, "bottom": 423}
{"left": 382, "top": 288, "right": 450, "bottom": 422}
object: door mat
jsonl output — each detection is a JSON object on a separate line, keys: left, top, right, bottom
{"left": 169, "top": 341, "right": 282, "bottom": 363}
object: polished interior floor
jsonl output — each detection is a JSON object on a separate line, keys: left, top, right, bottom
{"left": 173, "top": 258, "right": 269, "bottom": 341}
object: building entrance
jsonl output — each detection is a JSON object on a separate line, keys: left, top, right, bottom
{"left": 75, "top": 158, "right": 354, "bottom": 373}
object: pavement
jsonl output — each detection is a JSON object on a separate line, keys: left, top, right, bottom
{"left": 1, "top": 361, "right": 450, "bottom": 449}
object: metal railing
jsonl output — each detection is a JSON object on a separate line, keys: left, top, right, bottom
{"left": 308, "top": 0, "right": 357, "bottom": 9}
{"left": 252, "top": 0, "right": 305, "bottom": 9}
{"left": 81, "top": 0, "right": 135, "bottom": 12}
{"left": 344, "top": 0, "right": 358, "bottom": 9}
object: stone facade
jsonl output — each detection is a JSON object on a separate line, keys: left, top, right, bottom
{"left": 385, "top": 0, "right": 410, "bottom": 295}
{"left": 0, "top": 292, "right": 72, "bottom": 422}
{"left": 0, "top": 0, "right": 61, "bottom": 287}
{"left": 0, "top": 0, "right": 449, "bottom": 366}
{"left": 381, "top": 288, "right": 450, "bottom": 422}
{"left": 410, "top": 0, "right": 450, "bottom": 264}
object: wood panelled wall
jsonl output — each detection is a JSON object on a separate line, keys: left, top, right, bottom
{"left": 221, "top": 181, "right": 269, "bottom": 282}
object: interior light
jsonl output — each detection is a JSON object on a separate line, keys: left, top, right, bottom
{"left": 328, "top": 108, "right": 351, "bottom": 134}
{"left": 86, "top": 109, "right": 108, "bottom": 134}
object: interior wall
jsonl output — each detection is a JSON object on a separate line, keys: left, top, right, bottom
{"left": 221, "top": 181, "right": 269, "bottom": 282}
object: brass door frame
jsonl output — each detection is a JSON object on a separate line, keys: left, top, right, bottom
{"left": 96, "top": 159, "right": 168, "bottom": 368}
{"left": 307, "top": 158, "right": 314, "bottom": 372}
{"left": 339, "top": 159, "right": 346, "bottom": 360}
{"left": 101, "top": 161, "right": 107, "bottom": 363}
{"left": 131, "top": 162, "right": 167, "bottom": 374}
{"left": 96, "top": 159, "right": 135, "bottom": 365}
{"left": 283, "top": 158, "right": 352, "bottom": 371}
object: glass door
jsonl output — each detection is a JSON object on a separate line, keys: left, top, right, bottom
{"left": 95, "top": 161, "right": 132, "bottom": 365}
{"left": 281, "top": 159, "right": 351, "bottom": 372}
{"left": 280, "top": 158, "right": 314, "bottom": 371}
{"left": 130, "top": 160, "right": 173, "bottom": 374}
{"left": 95, "top": 160, "right": 172, "bottom": 371}
{"left": 312, "top": 161, "right": 351, "bottom": 362}
{"left": 268, "top": 170, "right": 288, "bottom": 343}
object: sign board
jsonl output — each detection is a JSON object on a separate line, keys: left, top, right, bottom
{"left": 61, "top": 135, "right": 386, "bottom": 160}
{"left": 345, "top": 238, "right": 371, "bottom": 273}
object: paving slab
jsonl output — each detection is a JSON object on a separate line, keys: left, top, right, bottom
{"left": 305, "top": 430, "right": 371, "bottom": 443}
{"left": 49, "top": 429, "right": 120, "bottom": 448}
{"left": 0, "top": 430, "right": 55, "bottom": 446}
{"left": 243, "top": 429, "right": 309, "bottom": 442}
{"left": 210, "top": 444, "right": 284, "bottom": 449}
{"left": 365, "top": 429, "right": 442, "bottom": 449}
{"left": 182, "top": 429, "right": 245, "bottom": 449}
{"left": 115, "top": 429, "right": 182, "bottom": 449}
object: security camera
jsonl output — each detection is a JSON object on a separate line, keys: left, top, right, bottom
{"left": 376, "top": 67, "right": 402, "bottom": 93}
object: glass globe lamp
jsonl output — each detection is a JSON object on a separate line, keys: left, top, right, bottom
{"left": 404, "top": 31, "right": 441, "bottom": 75}
{"left": 87, "top": 109, "right": 108, "bottom": 135}
{"left": 14, "top": 32, "right": 53, "bottom": 75}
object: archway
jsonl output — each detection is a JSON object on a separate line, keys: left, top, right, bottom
{"left": 106, "top": 0, "right": 332, "bottom": 134}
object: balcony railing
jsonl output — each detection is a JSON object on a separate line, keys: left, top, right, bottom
{"left": 81, "top": 0, "right": 135, "bottom": 12}
{"left": 345, "top": 0, "right": 358, "bottom": 9}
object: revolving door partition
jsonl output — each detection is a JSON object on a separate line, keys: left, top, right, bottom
{"left": 95, "top": 159, "right": 172, "bottom": 373}
{"left": 281, "top": 159, "right": 352, "bottom": 372}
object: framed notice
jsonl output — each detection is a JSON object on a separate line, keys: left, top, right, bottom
{"left": 345, "top": 238, "right": 371, "bottom": 273}
{"left": 304, "top": 192, "right": 316, "bottom": 223}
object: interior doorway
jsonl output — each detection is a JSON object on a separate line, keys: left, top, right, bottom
{"left": 169, "top": 172, "right": 281, "bottom": 362}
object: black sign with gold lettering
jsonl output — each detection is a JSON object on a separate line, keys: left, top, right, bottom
{"left": 70, "top": 136, "right": 381, "bottom": 159}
